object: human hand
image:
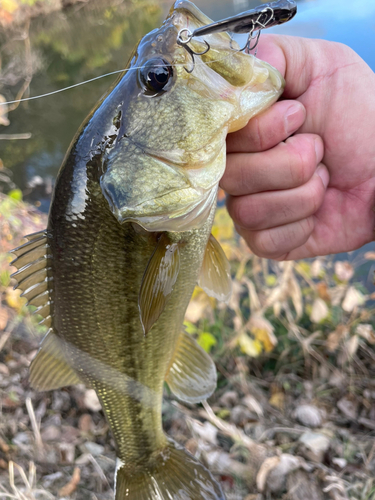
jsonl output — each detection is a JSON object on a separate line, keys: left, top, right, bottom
{"left": 221, "top": 35, "right": 375, "bottom": 260}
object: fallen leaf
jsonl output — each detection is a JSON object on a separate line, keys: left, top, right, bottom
{"left": 345, "top": 335, "right": 359, "bottom": 359}
{"left": 334, "top": 261, "right": 354, "bottom": 282}
{"left": 5, "top": 288, "right": 26, "bottom": 312}
{"left": 342, "top": 286, "right": 365, "bottom": 312}
{"left": 290, "top": 275, "right": 303, "bottom": 318}
{"left": 197, "top": 332, "right": 217, "bottom": 353}
{"left": 326, "top": 325, "right": 349, "bottom": 353}
{"left": 247, "top": 314, "right": 277, "bottom": 352}
{"left": 256, "top": 456, "right": 280, "bottom": 492}
{"left": 310, "top": 259, "right": 323, "bottom": 278}
{"left": 237, "top": 332, "right": 262, "bottom": 357}
{"left": 356, "top": 324, "right": 375, "bottom": 344}
{"left": 317, "top": 282, "right": 330, "bottom": 303}
{"left": 310, "top": 298, "right": 329, "bottom": 323}
{"left": 269, "top": 387, "right": 285, "bottom": 410}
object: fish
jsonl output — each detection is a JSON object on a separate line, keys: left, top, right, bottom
{"left": 10, "top": 1, "right": 284, "bottom": 498}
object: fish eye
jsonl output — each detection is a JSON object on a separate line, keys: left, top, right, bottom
{"left": 139, "top": 58, "right": 173, "bottom": 96}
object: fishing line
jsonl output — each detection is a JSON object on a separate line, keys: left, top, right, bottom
{"left": 0, "top": 48, "right": 249, "bottom": 107}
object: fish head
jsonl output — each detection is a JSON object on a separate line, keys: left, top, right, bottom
{"left": 100, "top": 0, "right": 284, "bottom": 232}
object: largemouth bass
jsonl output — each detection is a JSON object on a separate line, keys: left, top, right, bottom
{"left": 11, "top": 1, "right": 284, "bottom": 498}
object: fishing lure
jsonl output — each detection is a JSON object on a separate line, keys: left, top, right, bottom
{"left": 177, "top": 0, "right": 297, "bottom": 72}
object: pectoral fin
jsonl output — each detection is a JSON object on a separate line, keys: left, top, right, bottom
{"left": 29, "top": 330, "right": 80, "bottom": 390}
{"left": 139, "top": 233, "right": 180, "bottom": 335}
{"left": 199, "top": 234, "right": 232, "bottom": 302}
{"left": 165, "top": 330, "right": 216, "bottom": 403}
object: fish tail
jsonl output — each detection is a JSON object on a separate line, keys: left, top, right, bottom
{"left": 114, "top": 440, "right": 224, "bottom": 500}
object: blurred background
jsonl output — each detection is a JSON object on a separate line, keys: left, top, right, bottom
{"left": 1, "top": 1, "right": 375, "bottom": 499}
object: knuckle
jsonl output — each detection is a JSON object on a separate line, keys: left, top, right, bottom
{"left": 229, "top": 196, "right": 263, "bottom": 230}
{"left": 306, "top": 177, "right": 325, "bottom": 214}
{"left": 252, "top": 229, "right": 280, "bottom": 258}
{"left": 287, "top": 137, "right": 316, "bottom": 187}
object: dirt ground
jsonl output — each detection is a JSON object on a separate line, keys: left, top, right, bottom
{"left": 1, "top": 194, "right": 375, "bottom": 500}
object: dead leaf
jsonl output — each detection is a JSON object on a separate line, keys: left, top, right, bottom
{"left": 237, "top": 332, "right": 262, "bottom": 357}
{"left": 58, "top": 467, "right": 81, "bottom": 497}
{"left": 326, "top": 325, "right": 349, "bottom": 353}
{"left": 310, "top": 298, "right": 329, "bottom": 323}
{"left": 5, "top": 288, "right": 26, "bottom": 313}
{"left": 269, "top": 385, "right": 285, "bottom": 410}
{"left": 334, "top": 261, "right": 354, "bottom": 282}
{"left": 356, "top": 324, "right": 375, "bottom": 344}
{"left": 310, "top": 259, "right": 323, "bottom": 278}
{"left": 290, "top": 274, "right": 303, "bottom": 318}
{"left": 317, "top": 282, "right": 330, "bottom": 303}
{"left": 329, "top": 285, "right": 347, "bottom": 306}
{"left": 347, "top": 335, "right": 359, "bottom": 357}
{"left": 247, "top": 314, "right": 277, "bottom": 352}
{"left": 185, "top": 287, "right": 214, "bottom": 322}
{"left": 342, "top": 286, "right": 365, "bottom": 312}
{"left": 256, "top": 456, "right": 280, "bottom": 492}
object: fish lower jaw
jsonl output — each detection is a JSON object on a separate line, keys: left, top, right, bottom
{"left": 117, "top": 184, "right": 218, "bottom": 232}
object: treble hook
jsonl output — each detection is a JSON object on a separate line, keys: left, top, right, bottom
{"left": 230, "top": 6, "right": 275, "bottom": 54}
{"left": 177, "top": 28, "right": 210, "bottom": 73}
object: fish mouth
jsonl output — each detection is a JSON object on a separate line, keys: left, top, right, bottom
{"left": 112, "top": 184, "right": 218, "bottom": 232}
{"left": 100, "top": 148, "right": 223, "bottom": 232}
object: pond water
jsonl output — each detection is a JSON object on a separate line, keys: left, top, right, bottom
{"left": 1, "top": 0, "right": 375, "bottom": 286}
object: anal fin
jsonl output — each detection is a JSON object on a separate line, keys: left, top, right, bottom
{"left": 30, "top": 330, "right": 80, "bottom": 391}
{"left": 199, "top": 233, "right": 232, "bottom": 302}
{"left": 165, "top": 330, "right": 216, "bottom": 404}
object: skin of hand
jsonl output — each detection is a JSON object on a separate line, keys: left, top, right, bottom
{"left": 221, "top": 35, "right": 375, "bottom": 260}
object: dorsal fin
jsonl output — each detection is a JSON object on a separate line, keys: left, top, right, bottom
{"left": 165, "top": 329, "right": 217, "bottom": 403}
{"left": 10, "top": 230, "right": 53, "bottom": 326}
{"left": 29, "top": 330, "right": 81, "bottom": 390}
{"left": 199, "top": 234, "right": 232, "bottom": 302}
{"left": 138, "top": 233, "right": 180, "bottom": 335}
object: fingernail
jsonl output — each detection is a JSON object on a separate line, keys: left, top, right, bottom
{"left": 316, "top": 165, "right": 329, "bottom": 188}
{"left": 285, "top": 103, "right": 303, "bottom": 134}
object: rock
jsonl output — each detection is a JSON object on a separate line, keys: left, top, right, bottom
{"left": 82, "top": 441, "right": 105, "bottom": 456}
{"left": 12, "top": 432, "right": 31, "bottom": 446}
{"left": 83, "top": 389, "right": 102, "bottom": 412}
{"left": 337, "top": 396, "right": 358, "bottom": 420}
{"left": 294, "top": 404, "right": 322, "bottom": 428}
{"left": 241, "top": 395, "right": 263, "bottom": 418}
{"left": 265, "top": 454, "right": 302, "bottom": 493}
{"left": 286, "top": 470, "right": 324, "bottom": 500}
{"left": 299, "top": 432, "right": 330, "bottom": 462}
{"left": 78, "top": 414, "right": 94, "bottom": 434}
{"left": 59, "top": 442, "right": 75, "bottom": 463}
{"left": 219, "top": 390, "right": 239, "bottom": 408}
{"left": 42, "top": 471, "right": 64, "bottom": 488}
{"left": 230, "top": 405, "right": 254, "bottom": 426}
{"left": 41, "top": 425, "right": 61, "bottom": 441}
{"left": 332, "top": 457, "right": 347, "bottom": 469}
{"left": 190, "top": 420, "right": 218, "bottom": 445}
